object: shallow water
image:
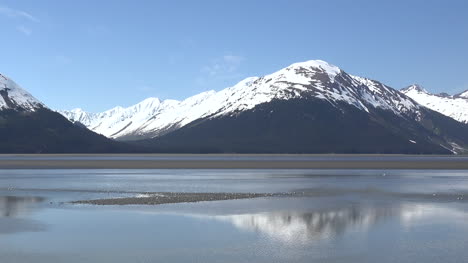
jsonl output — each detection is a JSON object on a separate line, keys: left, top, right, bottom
{"left": 1, "top": 169, "right": 468, "bottom": 262}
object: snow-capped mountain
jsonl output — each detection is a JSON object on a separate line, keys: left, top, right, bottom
{"left": 457, "top": 90, "right": 468, "bottom": 99}
{"left": 401, "top": 84, "right": 468, "bottom": 124}
{"left": 3, "top": 60, "right": 468, "bottom": 154}
{"left": 0, "top": 73, "right": 139, "bottom": 153}
{"left": 0, "top": 73, "right": 44, "bottom": 111}
{"left": 60, "top": 60, "right": 423, "bottom": 140}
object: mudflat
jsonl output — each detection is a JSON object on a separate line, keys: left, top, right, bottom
{"left": 0, "top": 154, "right": 467, "bottom": 169}
{"left": 72, "top": 192, "right": 279, "bottom": 205}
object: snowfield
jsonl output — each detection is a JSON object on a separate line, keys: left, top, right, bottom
{"left": 402, "top": 84, "right": 468, "bottom": 124}
{"left": 3, "top": 60, "right": 467, "bottom": 143}
{"left": 59, "top": 60, "right": 424, "bottom": 139}
{"left": 0, "top": 73, "right": 44, "bottom": 111}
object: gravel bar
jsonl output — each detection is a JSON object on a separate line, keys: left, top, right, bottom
{"left": 71, "top": 192, "right": 281, "bottom": 205}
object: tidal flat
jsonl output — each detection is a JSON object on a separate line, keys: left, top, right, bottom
{"left": 1, "top": 154, "right": 468, "bottom": 169}
{"left": 1, "top": 156, "right": 468, "bottom": 262}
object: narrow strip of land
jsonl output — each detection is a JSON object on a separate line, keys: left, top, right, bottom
{"left": 71, "top": 188, "right": 468, "bottom": 206}
{"left": 0, "top": 154, "right": 467, "bottom": 169}
{"left": 1, "top": 160, "right": 468, "bottom": 169}
{"left": 72, "top": 192, "right": 277, "bottom": 205}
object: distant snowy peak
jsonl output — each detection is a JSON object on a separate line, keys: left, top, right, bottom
{"left": 0, "top": 73, "right": 44, "bottom": 111}
{"left": 59, "top": 59, "right": 422, "bottom": 139}
{"left": 401, "top": 84, "right": 428, "bottom": 94}
{"left": 402, "top": 85, "right": 468, "bottom": 124}
{"left": 455, "top": 90, "right": 468, "bottom": 99}
{"left": 59, "top": 108, "right": 98, "bottom": 126}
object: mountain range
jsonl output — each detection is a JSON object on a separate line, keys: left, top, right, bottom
{"left": 60, "top": 61, "right": 422, "bottom": 141}
{"left": 3, "top": 60, "right": 468, "bottom": 153}
{"left": 401, "top": 84, "right": 468, "bottom": 124}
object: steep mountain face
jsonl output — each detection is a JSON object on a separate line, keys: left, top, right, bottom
{"left": 55, "top": 60, "right": 468, "bottom": 154}
{"left": 142, "top": 93, "right": 468, "bottom": 154}
{"left": 401, "top": 85, "right": 468, "bottom": 124}
{"left": 0, "top": 73, "right": 139, "bottom": 153}
{"left": 58, "top": 60, "right": 468, "bottom": 154}
{"left": 138, "top": 99, "right": 446, "bottom": 154}
{"left": 60, "top": 60, "right": 423, "bottom": 140}
{"left": 59, "top": 97, "right": 182, "bottom": 140}
{"left": 7, "top": 59, "right": 467, "bottom": 154}
{"left": 0, "top": 74, "right": 44, "bottom": 111}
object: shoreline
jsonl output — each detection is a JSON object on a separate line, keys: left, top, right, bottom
{"left": 0, "top": 153, "right": 464, "bottom": 157}
{"left": 0, "top": 154, "right": 468, "bottom": 169}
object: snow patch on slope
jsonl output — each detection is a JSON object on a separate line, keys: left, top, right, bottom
{"left": 59, "top": 60, "right": 422, "bottom": 139}
{"left": 456, "top": 90, "right": 468, "bottom": 99}
{"left": 0, "top": 73, "right": 44, "bottom": 111}
{"left": 402, "top": 85, "right": 468, "bottom": 124}
{"left": 350, "top": 76, "right": 419, "bottom": 115}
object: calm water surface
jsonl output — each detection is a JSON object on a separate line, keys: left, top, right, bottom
{"left": 1, "top": 168, "right": 468, "bottom": 262}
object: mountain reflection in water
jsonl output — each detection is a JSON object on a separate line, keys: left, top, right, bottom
{"left": 0, "top": 196, "right": 44, "bottom": 218}
{"left": 207, "top": 204, "right": 467, "bottom": 244}
{"left": 0, "top": 196, "right": 46, "bottom": 235}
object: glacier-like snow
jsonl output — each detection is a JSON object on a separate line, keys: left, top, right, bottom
{"left": 402, "top": 84, "right": 468, "bottom": 124}
{"left": 59, "top": 60, "right": 422, "bottom": 139}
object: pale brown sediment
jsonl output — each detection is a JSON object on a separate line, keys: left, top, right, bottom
{"left": 1, "top": 159, "right": 468, "bottom": 169}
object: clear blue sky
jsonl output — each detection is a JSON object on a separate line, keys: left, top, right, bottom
{"left": 0, "top": 0, "right": 467, "bottom": 112}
